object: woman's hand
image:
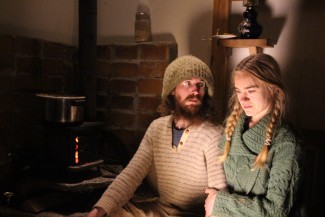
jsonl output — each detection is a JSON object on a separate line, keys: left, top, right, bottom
{"left": 205, "top": 188, "right": 218, "bottom": 217}
{"left": 87, "top": 207, "right": 107, "bottom": 217}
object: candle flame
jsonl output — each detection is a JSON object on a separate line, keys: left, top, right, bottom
{"left": 75, "top": 137, "right": 79, "bottom": 164}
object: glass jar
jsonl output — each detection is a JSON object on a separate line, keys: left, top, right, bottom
{"left": 135, "top": 11, "right": 152, "bottom": 42}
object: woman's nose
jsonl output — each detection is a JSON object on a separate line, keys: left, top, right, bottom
{"left": 239, "top": 93, "right": 249, "bottom": 101}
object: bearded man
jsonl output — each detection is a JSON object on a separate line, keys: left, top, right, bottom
{"left": 87, "top": 55, "right": 227, "bottom": 217}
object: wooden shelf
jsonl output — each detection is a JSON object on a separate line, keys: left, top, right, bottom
{"left": 218, "top": 38, "right": 274, "bottom": 54}
{"left": 211, "top": 1, "right": 276, "bottom": 122}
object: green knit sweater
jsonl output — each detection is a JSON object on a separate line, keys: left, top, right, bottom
{"left": 95, "top": 115, "right": 227, "bottom": 216}
{"left": 213, "top": 114, "right": 302, "bottom": 217}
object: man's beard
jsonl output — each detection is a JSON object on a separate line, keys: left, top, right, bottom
{"left": 173, "top": 94, "right": 204, "bottom": 122}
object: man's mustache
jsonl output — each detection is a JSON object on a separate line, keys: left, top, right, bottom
{"left": 185, "top": 94, "right": 200, "bottom": 101}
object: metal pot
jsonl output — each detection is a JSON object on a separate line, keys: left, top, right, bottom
{"left": 36, "top": 94, "right": 86, "bottom": 124}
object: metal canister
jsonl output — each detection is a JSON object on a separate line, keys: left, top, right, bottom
{"left": 36, "top": 94, "right": 85, "bottom": 125}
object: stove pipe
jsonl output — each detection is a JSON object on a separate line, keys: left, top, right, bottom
{"left": 79, "top": 0, "right": 97, "bottom": 121}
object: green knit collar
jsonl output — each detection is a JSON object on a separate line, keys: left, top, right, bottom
{"left": 232, "top": 114, "right": 271, "bottom": 154}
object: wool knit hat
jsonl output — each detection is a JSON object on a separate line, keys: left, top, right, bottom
{"left": 161, "top": 55, "right": 214, "bottom": 101}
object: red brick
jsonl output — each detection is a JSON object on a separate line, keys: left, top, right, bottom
{"left": 140, "top": 44, "right": 168, "bottom": 60}
{"left": 108, "top": 128, "right": 141, "bottom": 155}
{"left": 96, "top": 60, "right": 111, "bottom": 77}
{"left": 108, "top": 111, "right": 136, "bottom": 128}
{"left": 0, "top": 77, "right": 15, "bottom": 93}
{"left": 138, "top": 79, "right": 162, "bottom": 94}
{"left": 10, "top": 93, "right": 39, "bottom": 110}
{"left": 0, "top": 39, "right": 179, "bottom": 164}
{"left": 0, "top": 55, "right": 15, "bottom": 76}
{"left": 96, "top": 77, "right": 110, "bottom": 92}
{"left": 64, "top": 67, "right": 78, "bottom": 92}
{"left": 97, "top": 45, "right": 112, "bottom": 60}
{"left": 135, "top": 129, "right": 146, "bottom": 141}
{"left": 16, "top": 57, "right": 41, "bottom": 76}
{"left": 110, "top": 80, "right": 136, "bottom": 94}
{"left": 0, "top": 137, "right": 10, "bottom": 154}
{"left": 96, "top": 94, "right": 107, "bottom": 108}
{"left": 0, "top": 111, "right": 11, "bottom": 128}
{"left": 0, "top": 93, "right": 11, "bottom": 110}
{"left": 42, "top": 41, "right": 74, "bottom": 59}
{"left": 15, "top": 75, "right": 40, "bottom": 91}
{"left": 138, "top": 113, "right": 160, "bottom": 129}
{"left": 96, "top": 109, "right": 107, "bottom": 121}
{"left": 40, "top": 77, "right": 64, "bottom": 92}
{"left": 110, "top": 96, "right": 134, "bottom": 110}
{"left": 12, "top": 110, "right": 40, "bottom": 128}
{"left": 0, "top": 36, "right": 16, "bottom": 55}
{"left": 169, "top": 43, "right": 178, "bottom": 61}
{"left": 140, "top": 43, "right": 177, "bottom": 61}
{"left": 42, "top": 59, "right": 66, "bottom": 77}
{"left": 139, "top": 61, "right": 168, "bottom": 78}
{"left": 138, "top": 96, "right": 161, "bottom": 112}
{"left": 0, "top": 76, "right": 15, "bottom": 91}
{"left": 112, "top": 62, "right": 138, "bottom": 78}
{"left": 115, "top": 45, "right": 139, "bottom": 59}
{"left": 11, "top": 125, "right": 41, "bottom": 147}
{"left": 16, "top": 37, "right": 40, "bottom": 56}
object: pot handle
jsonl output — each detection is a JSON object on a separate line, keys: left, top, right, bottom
{"left": 71, "top": 99, "right": 85, "bottom": 106}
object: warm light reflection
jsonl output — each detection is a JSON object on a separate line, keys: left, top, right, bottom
{"left": 75, "top": 137, "right": 79, "bottom": 164}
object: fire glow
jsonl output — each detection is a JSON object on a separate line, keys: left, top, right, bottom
{"left": 75, "top": 137, "right": 79, "bottom": 164}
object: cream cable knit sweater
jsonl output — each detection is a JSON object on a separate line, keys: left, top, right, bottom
{"left": 95, "top": 115, "right": 227, "bottom": 216}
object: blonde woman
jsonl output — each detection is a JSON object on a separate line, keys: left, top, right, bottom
{"left": 205, "top": 54, "right": 303, "bottom": 217}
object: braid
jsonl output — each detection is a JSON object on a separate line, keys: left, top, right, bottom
{"left": 219, "top": 102, "right": 241, "bottom": 162}
{"left": 230, "top": 54, "right": 286, "bottom": 169}
{"left": 253, "top": 94, "right": 282, "bottom": 168}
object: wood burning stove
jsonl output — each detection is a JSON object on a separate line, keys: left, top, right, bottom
{"left": 43, "top": 121, "right": 104, "bottom": 171}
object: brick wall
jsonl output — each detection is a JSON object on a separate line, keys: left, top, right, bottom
{"left": 0, "top": 35, "right": 177, "bottom": 192}
{"left": 0, "top": 35, "right": 77, "bottom": 192}
{"left": 96, "top": 42, "right": 177, "bottom": 156}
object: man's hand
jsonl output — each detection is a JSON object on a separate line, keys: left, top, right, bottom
{"left": 87, "top": 207, "right": 107, "bottom": 217}
{"left": 205, "top": 188, "right": 218, "bottom": 217}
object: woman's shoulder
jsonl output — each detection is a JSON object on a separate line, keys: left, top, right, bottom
{"left": 275, "top": 122, "right": 299, "bottom": 142}
{"left": 273, "top": 122, "right": 302, "bottom": 153}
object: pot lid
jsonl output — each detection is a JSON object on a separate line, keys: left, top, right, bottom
{"left": 36, "top": 93, "right": 86, "bottom": 100}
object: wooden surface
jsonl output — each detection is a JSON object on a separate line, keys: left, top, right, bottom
{"left": 211, "top": 0, "right": 274, "bottom": 122}
{"left": 211, "top": 0, "right": 232, "bottom": 123}
{"left": 218, "top": 38, "right": 274, "bottom": 48}
{"left": 218, "top": 38, "right": 274, "bottom": 54}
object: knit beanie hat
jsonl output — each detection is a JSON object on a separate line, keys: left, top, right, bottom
{"left": 161, "top": 55, "right": 214, "bottom": 101}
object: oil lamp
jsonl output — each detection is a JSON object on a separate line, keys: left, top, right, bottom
{"left": 238, "top": 0, "right": 262, "bottom": 39}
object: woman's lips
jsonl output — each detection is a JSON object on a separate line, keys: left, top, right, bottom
{"left": 242, "top": 105, "right": 252, "bottom": 109}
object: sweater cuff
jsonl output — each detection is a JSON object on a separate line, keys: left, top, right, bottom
{"left": 94, "top": 195, "right": 119, "bottom": 216}
{"left": 213, "top": 190, "right": 231, "bottom": 214}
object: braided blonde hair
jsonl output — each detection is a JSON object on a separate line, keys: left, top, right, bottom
{"left": 220, "top": 54, "right": 286, "bottom": 169}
